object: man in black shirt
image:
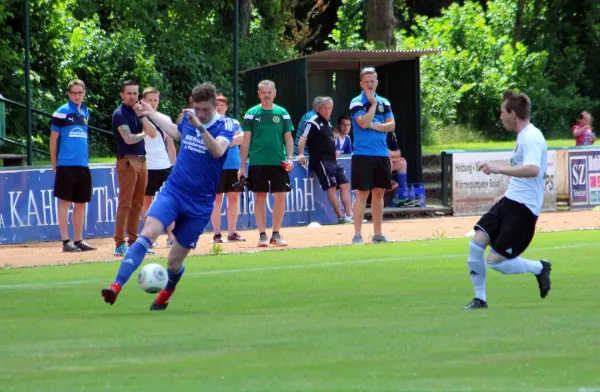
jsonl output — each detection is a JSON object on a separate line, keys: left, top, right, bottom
{"left": 297, "top": 97, "right": 353, "bottom": 224}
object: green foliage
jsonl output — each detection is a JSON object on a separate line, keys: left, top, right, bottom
{"left": 397, "top": 0, "right": 597, "bottom": 143}
{"left": 0, "top": 0, "right": 296, "bottom": 157}
{"left": 327, "top": 0, "right": 368, "bottom": 50}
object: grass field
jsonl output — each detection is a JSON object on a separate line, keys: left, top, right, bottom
{"left": 1, "top": 230, "right": 598, "bottom": 392}
{"left": 421, "top": 139, "right": 574, "bottom": 155}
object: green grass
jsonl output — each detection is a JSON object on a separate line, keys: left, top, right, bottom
{"left": 33, "top": 156, "right": 115, "bottom": 166}
{"left": 422, "top": 139, "right": 574, "bottom": 155}
{"left": 0, "top": 230, "right": 598, "bottom": 391}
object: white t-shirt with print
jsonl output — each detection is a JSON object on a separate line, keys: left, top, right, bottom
{"left": 504, "top": 123, "right": 547, "bottom": 216}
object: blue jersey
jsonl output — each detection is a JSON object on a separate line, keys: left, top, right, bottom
{"left": 161, "top": 114, "right": 234, "bottom": 209}
{"left": 50, "top": 100, "right": 90, "bottom": 167}
{"left": 222, "top": 118, "right": 242, "bottom": 170}
{"left": 349, "top": 92, "right": 394, "bottom": 157}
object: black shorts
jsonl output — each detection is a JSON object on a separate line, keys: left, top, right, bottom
{"left": 475, "top": 197, "right": 538, "bottom": 259}
{"left": 217, "top": 169, "right": 239, "bottom": 194}
{"left": 248, "top": 165, "right": 291, "bottom": 193}
{"left": 145, "top": 167, "right": 172, "bottom": 196}
{"left": 310, "top": 160, "right": 349, "bottom": 191}
{"left": 54, "top": 166, "right": 92, "bottom": 203}
{"left": 351, "top": 155, "right": 391, "bottom": 191}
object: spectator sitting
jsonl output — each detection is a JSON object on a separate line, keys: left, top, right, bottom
{"left": 294, "top": 97, "right": 320, "bottom": 155}
{"left": 573, "top": 111, "right": 596, "bottom": 146}
{"left": 335, "top": 115, "right": 353, "bottom": 156}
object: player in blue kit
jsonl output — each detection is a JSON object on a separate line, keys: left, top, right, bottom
{"left": 101, "top": 83, "right": 234, "bottom": 310}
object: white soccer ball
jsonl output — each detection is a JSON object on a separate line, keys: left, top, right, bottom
{"left": 138, "top": 263, "right": 168, "bottom": 294}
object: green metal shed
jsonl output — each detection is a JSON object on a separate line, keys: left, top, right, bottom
{"left": 241, "top": 49, "right": 441, "bottom": 182}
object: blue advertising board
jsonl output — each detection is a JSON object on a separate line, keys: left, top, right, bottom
{"left": 0, "top": 159, "right": 354, "bottom": 245}
{"left": 568, "top": 149, "right": 600, "bottom": 209}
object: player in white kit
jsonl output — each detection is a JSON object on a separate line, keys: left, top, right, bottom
{"left": 463, "top": 90, "right": 552, "bottom": 310}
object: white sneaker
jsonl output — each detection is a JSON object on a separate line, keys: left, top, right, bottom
{"left": 269, "top": 233, "right": 288, "bottom": 247}
{"left": 372, "top": 234, "right": 394, "bottom": 244}
{"left": 338, "top": 216, "right": 353, "bottom": 224}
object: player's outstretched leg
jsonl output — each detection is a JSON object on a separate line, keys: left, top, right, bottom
{"left": 101, "top": 235, "right": 153, "bottom": 305}
{"left": 463, "top": 239, "right": 488, "bottom": 310}
{"left": 150, "top": 264, "right": 185, "bottom": 311}
{"left": 536, "top": 260, "right": 552, "bottom": 298}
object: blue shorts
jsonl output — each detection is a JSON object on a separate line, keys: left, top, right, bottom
{"left": 147, "top": 189, "right": 212, "bottom": 249}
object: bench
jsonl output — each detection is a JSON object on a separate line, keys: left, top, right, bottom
{"left": 0, "top": 154, "right": 27, "bottom": 167}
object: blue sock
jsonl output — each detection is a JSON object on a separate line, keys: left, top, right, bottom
{"left": 165, "top": 264, "right": 186, "bottom": 290}
{"left": 114, "top": 235, "right": 152, "bottom": 286}
{"left": 395, "top": 171, "right": 407, "bottom": 189}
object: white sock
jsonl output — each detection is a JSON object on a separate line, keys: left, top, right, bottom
{"left": 488, "top": 257, "right": 542, "bottom": 275}
{"left": 467, "top": 240, "right": 487, "bottom": 302}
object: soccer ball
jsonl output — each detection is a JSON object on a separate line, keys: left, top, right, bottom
{"left": 138, "top": 263, "right": 168, "bottom": 294}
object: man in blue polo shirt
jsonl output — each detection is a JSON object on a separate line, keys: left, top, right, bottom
{"left": 50, "top": 79, "right": 97, "bottom": 252}
{"left": 349, "top": 67, "right": 396, "bottom": 244}
{"left": 112, "top": 80, "right": 157, "bottom": 257}
{"left": 101, "top": 82, "right": 234, "bottom": 311}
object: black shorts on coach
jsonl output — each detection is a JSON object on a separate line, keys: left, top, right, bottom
{"left": 54, "top": 165, "right": 92, "bottom": 203}
{"left": 475, "top": 197, "right": 538, "bottom": 259}
{"left": 351, "top": 155, "right": 391, "bottom": 191}
{"left": 247, "top": 165, "right": 291, "bottom": 193}
{"left": 217, "top": 169, "right": 240, "bottom": 194}
{"left": 145, "top": 167, "right": 172, "bottom": 196}
{"left": 310, "top": 159, "right": 349, "bottom": 191}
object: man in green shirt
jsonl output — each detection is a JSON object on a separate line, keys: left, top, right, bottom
{"left": 239, "top": 80, "right": 295, "bottom": 247}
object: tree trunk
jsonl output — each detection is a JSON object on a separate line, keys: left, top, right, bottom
{"left": 366, "top": 0, "right": 397, "bottom": 48}
{"left": 240, "top": 0, "right": 252, "bottom": 37}
{"left": 513, "top": 0, "right": 526, "bottom": 46}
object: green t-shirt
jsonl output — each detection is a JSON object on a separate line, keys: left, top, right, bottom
{"left": 242, "top": 104, "right": 294, "bottom": 166}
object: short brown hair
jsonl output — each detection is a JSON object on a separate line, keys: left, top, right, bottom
{"left": 142, "top": 87, "right": 159, "bottom": 97}
{"left": 191, "top": 83, "right": 217, "bottom": 105}
{"left": 121, "top": 80, "right": 138, "bottom": 92}
{"left": 216, "top": 93, "right": 228, "bottom": 105}
{"left": 67, "top": 79, "right": 85, "bottom": 92}
{"left": 503, "top": 90, "right": 531, "bottom": 120}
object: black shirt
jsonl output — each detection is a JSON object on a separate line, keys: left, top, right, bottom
{"left": 302, "top": 113, "right": 336, "bottom": 162}
{"left": 112, "top": 103, "right": 145, "bottom": 156}
{"left": 386, "top": 131, "right": 399, "bottom": 151}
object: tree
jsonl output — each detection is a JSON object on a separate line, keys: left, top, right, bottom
{"left": 240, "top": 0, "right": 252, "bottom": 37}
{"left": 366, "top": 0, "right": 396, "bottom": 48}
{"left": 513, "top": 0, "right": 526, "bottom": 46}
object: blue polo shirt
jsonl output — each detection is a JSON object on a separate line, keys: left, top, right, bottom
{"left": 50, "top": 100, "right": 90, "bottom": 167}
{"left": 349, "top": 92, "right": 394, "bottom": 156}
{"left": 112, "top": 103, "right": 145, "bottom": 156}
{"left": 222, "top": 118, "right": 242, "bottom": 170}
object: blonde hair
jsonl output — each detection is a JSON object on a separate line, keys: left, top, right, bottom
{"left": 67, "top": 79, "right": 86, "bottom": 92}
{"left": 142, "top": 87, "right": 159, "bottom": 97}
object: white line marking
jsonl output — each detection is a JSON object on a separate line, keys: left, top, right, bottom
{"left": 0, "top": 243, "right": 589, "bottom": 290}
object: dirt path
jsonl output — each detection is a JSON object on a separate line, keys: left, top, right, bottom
{"left": 1, "top": 210, "right": 598, "bottom": 268}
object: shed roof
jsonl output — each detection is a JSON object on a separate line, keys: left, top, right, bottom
{"left": 241, "top": 49, "right": 443, "bottom": 73}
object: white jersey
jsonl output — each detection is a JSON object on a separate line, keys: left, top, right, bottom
{"left": 504, "top": 123, "right": 547, "bottom": 216}
{"left": 144, "top": 124, "right": 172, "bottom": 170}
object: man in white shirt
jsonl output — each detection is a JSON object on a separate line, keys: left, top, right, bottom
{"left": 463, "top": 90, "right": 552, "bottom": 310}
{"left": 141, "top": 87, "right": 177, "bottom": 248}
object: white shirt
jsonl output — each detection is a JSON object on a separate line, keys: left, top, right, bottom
{"left": 145, "top": 127, "right": 172, "bottom": 170}
{"left": 504, "top": 123, "right": 547, "bottom": 216}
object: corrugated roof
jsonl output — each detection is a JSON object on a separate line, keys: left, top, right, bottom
{"left": 241, "top": 48, "right": 443, "bottom": 73}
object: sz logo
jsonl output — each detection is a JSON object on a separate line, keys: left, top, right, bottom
{"left": 571, "top": 162, "right": 587, "bottom": 186}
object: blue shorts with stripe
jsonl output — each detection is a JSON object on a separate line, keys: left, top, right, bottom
{"left": 147, "top": 189, "right": 212, "bottom": 249}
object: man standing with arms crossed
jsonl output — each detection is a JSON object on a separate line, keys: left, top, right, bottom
{"left": 211, "top": 93, "right": 246, "bottom": 243}
{"left": 349, "top": 67, "right": 395, "bottom": 244}
{"left": 50, "top": 79, "right": 96, "bottom": 252}
{"left": 238, "top": 80, "right": 294, "bottom": 247}
{"left": 462, "top": 90, "right": 552, "bottom": 310}
{"left": 112, "top": 80, "right": 157, "bottom": 256}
